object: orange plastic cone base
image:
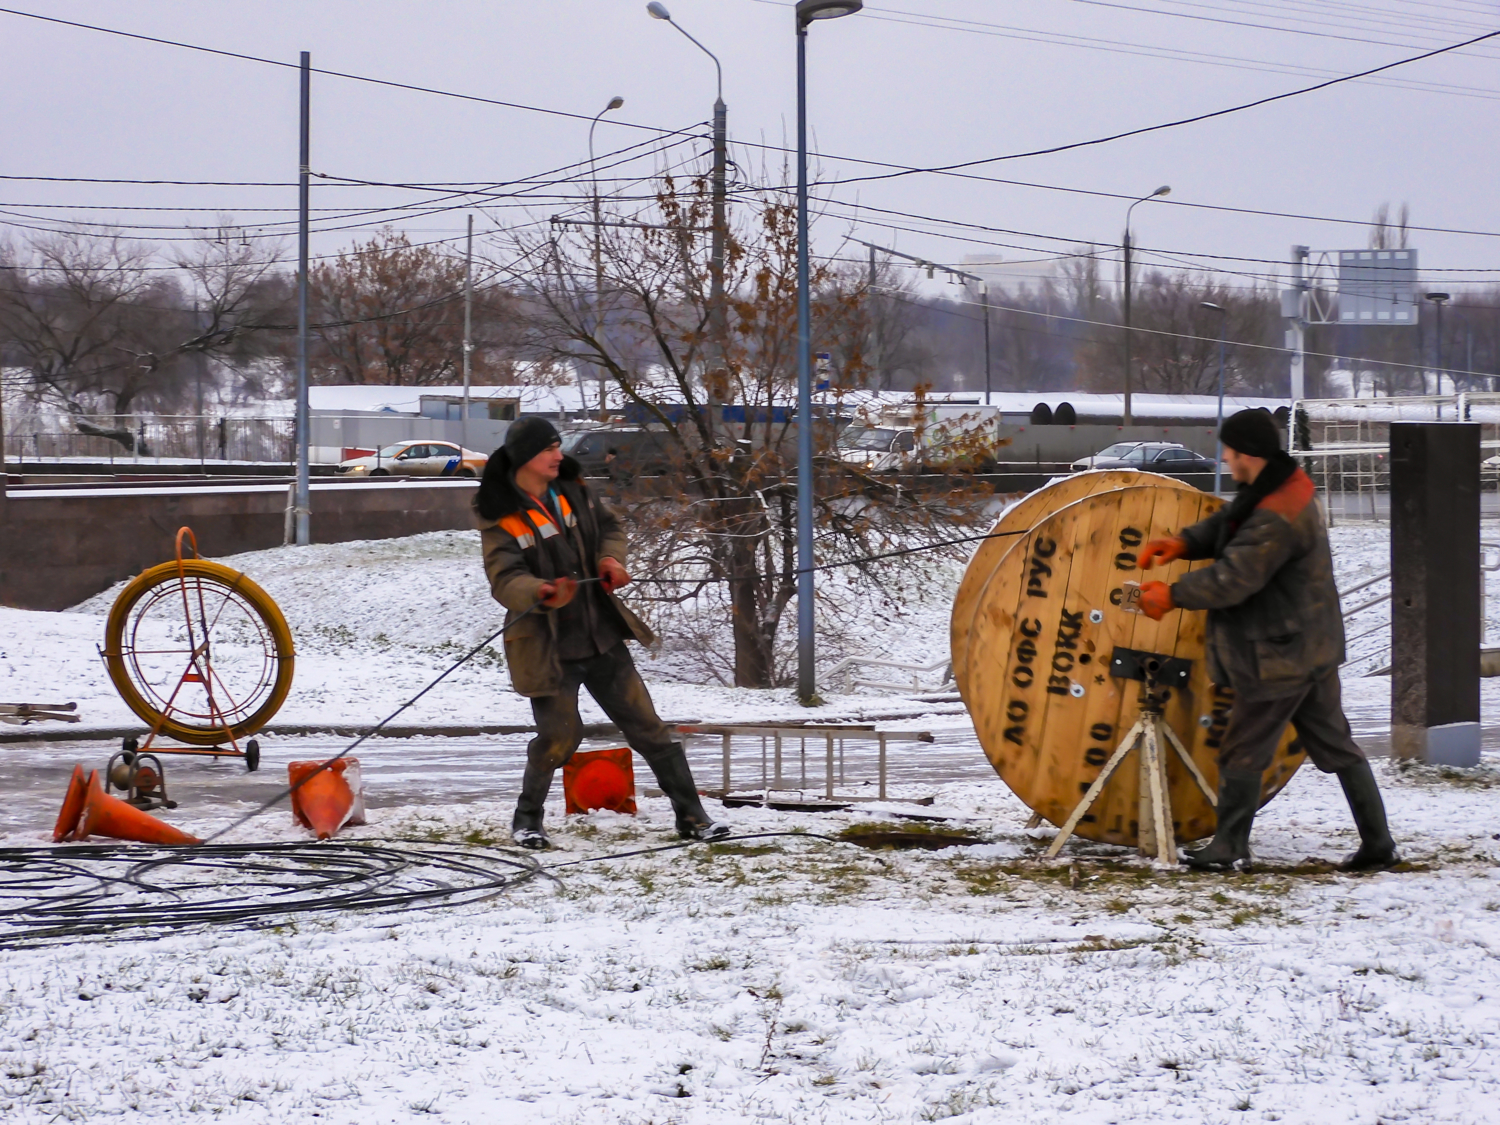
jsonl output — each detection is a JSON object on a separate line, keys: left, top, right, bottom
{"left": 563, "top": 747, "right": 636, "bottom": 815}
{"left": 53, "top": 765, "right": 90, "bottom": 843}
{"left": 75, "top": 772, "right": 200, "bottom": 845}
{"left": 288, "top": 759, "right": 365, "bottom": 840}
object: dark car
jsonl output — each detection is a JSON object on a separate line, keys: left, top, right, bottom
{"left": 560, "top": 426, "right": 674, "bottom": 478}
{"left": 1071, "top": 442, "right": 1224, "bottom": 483}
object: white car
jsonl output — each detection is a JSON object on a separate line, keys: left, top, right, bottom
{"left": 335, "top": 440, "right": 486, "bottom": 478}
{"left": 834, "top": 426, "right": 917, "bottom": 471}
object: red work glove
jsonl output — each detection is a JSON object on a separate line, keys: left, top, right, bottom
{"left": 1138, "top": 537, "right": 1188, "bottom": 571}
{"left": 598, "top": 557, "right": 631, "bottom": 593}
{"left": 1138, "top": 581, "right": 1175, "bottom": 621}
{"left": 537, "top": 576, "right": 578, "bottom": 608}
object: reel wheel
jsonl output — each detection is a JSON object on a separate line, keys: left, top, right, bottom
{"left": 103, "top": 557, "right": 295, "bottom": 747}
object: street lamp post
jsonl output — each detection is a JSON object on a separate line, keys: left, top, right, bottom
{"left": 1201, "top": 301, "right": 1227, "bottom": 496}
{"left": 1426, "top": 292, "right": 1450, "bottom": 394}
{"left": 795, "top": 0, "right": 862, "bottom": 705}
{"left": 647, "top": 4, "right": 727, "bottom": 367}
{"left": 1122, "top": 185, "right": 1170, "bottom": 426}
{"left": 589, "top": 95, "right": 625, "bottom": 419}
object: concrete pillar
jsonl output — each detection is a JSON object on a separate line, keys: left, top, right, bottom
{"left": 1390, "top": 422, "right": 1481, "bottom": 765}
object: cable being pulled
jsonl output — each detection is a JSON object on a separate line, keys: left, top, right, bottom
{"left": 198, "top": 579, "right": 604, "bottom": 845}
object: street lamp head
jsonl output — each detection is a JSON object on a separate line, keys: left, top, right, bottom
{"left": 646, "top": 2, "right": 671, "bottom": 19}
{"left": 1426, "top": 291, "right": 1450, "bottom": 303}
{"left": 796, "top": 0, "right": 863, "bottom": 26}
{"left": 1152, "top": 185, "right": 1171, "bottom": 198}
{"left": 605, "top": 95, "right": 625, "bottom": 111}
{"left": 1200, "top": 301, "right": 1224, "bottom": 313}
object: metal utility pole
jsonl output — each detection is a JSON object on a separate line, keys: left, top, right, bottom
{"left": 1122, "top": 185, "right": 1170, "bottom": 427}
{"left": 867, "top": 243, "right": 880, "bottom": 387}
{"left": 794, "top": 0, "right": 863, "bottom": 706}
{"left": 294, "top": 50, "right": 311, "bottom": 546}
{"left": 980, "top": 280, "right": 992, "bottom": 405}
{"left": 1201, "top": 301, "right": 1227, "bottom": 495}
{"left": 589, "top": 96, "right": 624, "bottom": 420}
{"left": 852, "top": 239, "right": 988, "bottom": 400}
{"left": 1284, "top": 245, "right": 1309, "bottom": 450}
{"left": 1426, "top": 292, "right": 1450, "bottom": 393}
{"left": 1122, "top": 228, "right": 1133, "bottom": 424}
{"left": 462, "top": 213, "right": 474, "bottom": 454}
{"left": 649, "top": 4, "right": 728, "bottom": 427}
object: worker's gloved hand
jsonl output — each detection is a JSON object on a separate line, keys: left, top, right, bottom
{"left": 598, "top": 557, "right": 631, "bottom": 593}
{"left": 1138, "top": 537, "right": 1188, "bottom": 571}
{"left": 537, "top": 576, "right": 578, "bottom": 608}
{"left": 1138, "top": 581, "right": 1175, "bottom": 621}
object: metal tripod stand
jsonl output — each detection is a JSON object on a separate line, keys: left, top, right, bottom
{"left": 1045, "top": 656, "right": 1218, "bottom": 864}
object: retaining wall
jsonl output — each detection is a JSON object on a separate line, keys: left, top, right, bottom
{"left": 0, "top": 478, "right": 479, "bottom": 611}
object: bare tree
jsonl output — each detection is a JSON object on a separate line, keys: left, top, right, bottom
{"left": 0, "top": 230, "right": 191, "bottom": 448}
{"left": 309, "top": 229, "right": 474, "bottom": 386}
{"left": 499, "top": 175, "right": 993, "bottom": 689}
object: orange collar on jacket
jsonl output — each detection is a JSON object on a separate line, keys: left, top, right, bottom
{"left": 1255, "top": 466, "right": 1315, "bottom": 520}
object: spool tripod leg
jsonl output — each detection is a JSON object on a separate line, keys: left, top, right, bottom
{"left": 1161, "top": 721, "right": 1217, "bottom": 806}
{"left": 1044, "top": 717, "right": 1146, "bottom": 858}
{"left": 1139, "top": 719, "right": 1177, "bottom": 865}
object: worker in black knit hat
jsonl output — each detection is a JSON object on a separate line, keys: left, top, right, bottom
{"left": 472, "top": 417, "right": 728, "bottom": 849}
{"left": 1134, "top": 408, "right": 1398, "bottom": 873}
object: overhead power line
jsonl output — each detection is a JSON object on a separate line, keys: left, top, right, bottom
{"left": 6, "top": 4, "right": 1496, "bottom": 214}
{"left": 0, "top": 6, "right": 699, "bottom": 141}
{"left": 820, "top": 25, "right": 1500, "bottom": 187}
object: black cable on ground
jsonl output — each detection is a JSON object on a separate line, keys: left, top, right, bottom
{"left": 0, "top": 832, "right": 839, "bottom": 951}
{"left": 0, "top": 841, "right": 546, "bottom": 950}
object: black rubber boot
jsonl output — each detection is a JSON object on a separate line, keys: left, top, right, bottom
{"left": 1336, "top": 759, "right": 1400, "bottom": 871}
{"left": 511, "top": 759, "right": 555, "bottom": 851}
{"left": 1181, "top": 772, "right": 1261, "bottom": 871}
{"left": 645, "top": 743, "right": 730, "bottom": 841}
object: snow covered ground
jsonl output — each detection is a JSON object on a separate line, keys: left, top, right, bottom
{"left": 2, "top": 522, "right": 1499, "bottom": 1122}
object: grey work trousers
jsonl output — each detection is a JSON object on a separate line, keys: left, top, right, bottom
{"left": 1219, "top": 668, "right": 1367, "bottom": 776}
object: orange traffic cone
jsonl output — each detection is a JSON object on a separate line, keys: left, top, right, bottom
{"left": 74, "top": 771, "right": 200, "bottom": 845}
{"left": 53, "top": 765, "right": 91, "bottom": 843}
{"left": 563, "top": 747, "right": 637, "bottom": 816}
{"left": 288, "top": 758, "right": 366, "bottom": 840}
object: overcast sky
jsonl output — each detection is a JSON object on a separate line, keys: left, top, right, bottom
{"left": 3, "top": 0, "right": 1497, "bottom": 300}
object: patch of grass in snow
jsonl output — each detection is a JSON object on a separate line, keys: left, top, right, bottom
{"left": 838, "top": 822, "right": 986, "bottom": 850}
{"left": 920, "top": 1083, "right": 1003, "bottom": 1120}
{"left": 1389, "top": 757, "right": 1500, "bottom": 789}
{"left": 421, "top": 641, "right": 505, "bottom": 670}
{"left": 706, "top": 842, "right": 779, "bottom": 857}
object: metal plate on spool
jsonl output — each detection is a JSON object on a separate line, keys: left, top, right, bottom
{"left": 950, "top": 471, "right": 1197, "bottom": 701}
{"left": 959, "top": 484, "right": 1304, "bottom": 846}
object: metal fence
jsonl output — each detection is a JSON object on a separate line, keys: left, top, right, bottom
{"left": 4, "top": 416, "right": 296, "bottom": 466}
{"left": 1295, "top": 393, "right": 1500, "bottom": 523}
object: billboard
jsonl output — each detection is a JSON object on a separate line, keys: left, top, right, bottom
{"left": 1336, "top": 249, "right": 1418, "bottom": 325}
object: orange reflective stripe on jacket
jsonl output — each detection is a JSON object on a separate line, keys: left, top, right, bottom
{"left": 497, "top": 491, "right": 576, "bottom": 550}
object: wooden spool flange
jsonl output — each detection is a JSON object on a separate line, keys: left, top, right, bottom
{"left": 955, "top": 478, "right": 1304, "bottom": 847}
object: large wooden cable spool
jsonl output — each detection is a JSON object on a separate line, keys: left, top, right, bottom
{"left": 954, "top": 477, "right": 1304, "bottom": 847}
{"left": 950, "top": 471, "right": 1197, "bottom": 698}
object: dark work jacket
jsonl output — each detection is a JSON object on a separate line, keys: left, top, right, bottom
{"left": 473, "top": 452, "right": 654, "bottom": 697}
{"left": 1170, "top": 467, "right": 1345, "bottom": 698}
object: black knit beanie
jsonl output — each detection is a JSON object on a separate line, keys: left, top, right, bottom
{"left": 1219, "top": 409, "right": 1281, "bottom": 459}
{"left": 503, "top": 416, "right": 561, "bottom": 469}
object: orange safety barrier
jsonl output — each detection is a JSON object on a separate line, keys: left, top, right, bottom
{"left": 53, "top": 765, "right": 91, "bottom": 843}
{"left": 287, "top": 758, "right": 367, "bottom": 840}
{"left": 563, "top": 747, "right": 637, "bottom": 816}
{"left": 72, "top": 771, "right": 200, "bottom": 845}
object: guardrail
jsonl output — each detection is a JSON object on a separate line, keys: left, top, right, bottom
{"left": 825, "top": 656, "right": 954, "bottom": 696}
